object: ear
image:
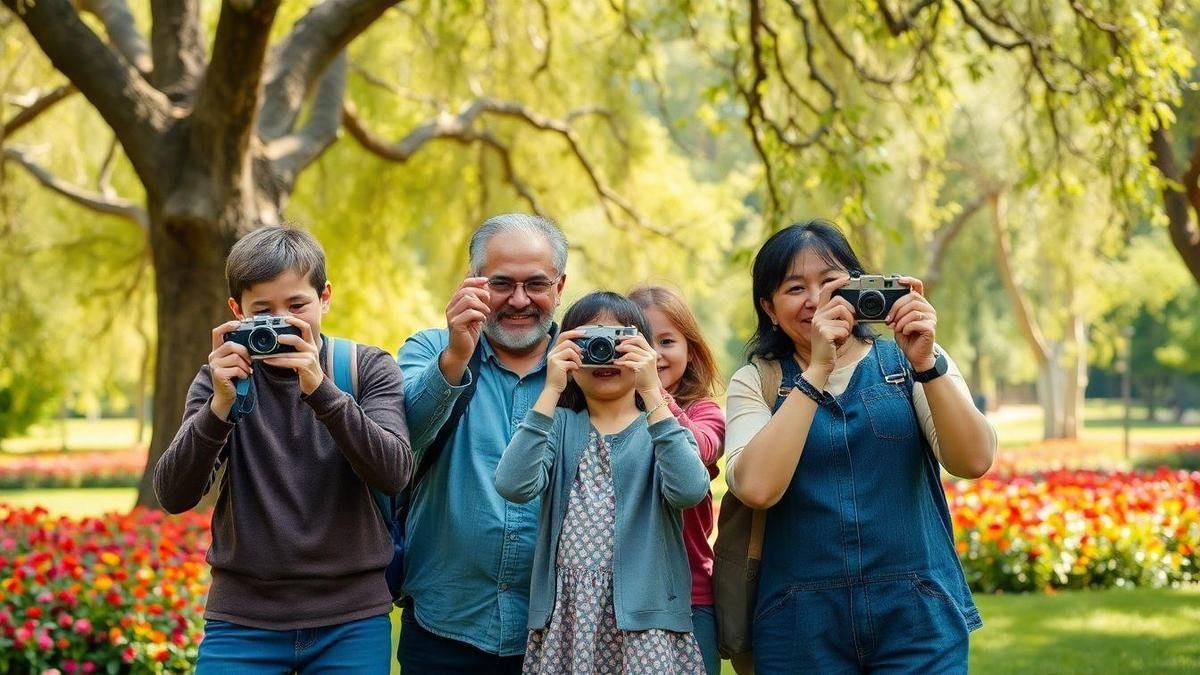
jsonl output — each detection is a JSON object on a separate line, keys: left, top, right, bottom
{"left": 758, "top": 297, "right": 778, "bottom": 327}
{"left": 228, "top": 297, "right": 245, "bottom": 320}
{"left": 320, "top": 282, "right": 332, "bottom": 314}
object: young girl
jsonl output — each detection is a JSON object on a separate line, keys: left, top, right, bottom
{"left": 629, "top": 286, "right": 725, "bottom": 675}
{"left": 495, "top": 291, "right": 709, "bottom": 674}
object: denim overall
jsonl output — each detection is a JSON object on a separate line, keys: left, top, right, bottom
{"left": 752, "top": 340, "right": 981, "bottom": 674}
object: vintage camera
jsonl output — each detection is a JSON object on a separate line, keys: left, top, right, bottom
{"left": 573, "top": 325, "right": 638, "bottom": 366}
{"left": 223, "top": 315, "right": 301, "bottom": 359}
{"left": 833, "top": 274, "right": 909, "bottom": 322}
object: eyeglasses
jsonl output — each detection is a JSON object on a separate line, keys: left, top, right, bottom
{"left": 485, "top": 275, "right": 561, "bottom": 297}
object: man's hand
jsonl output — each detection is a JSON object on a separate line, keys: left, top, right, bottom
{"left": 262, "top": 317, "right": 325, "bottom": 395}
{"left": 440, "top": 277, "right": 491, "bottom": 384}
{"left": 209, "top": 320, "right": 252, "bottom": 420}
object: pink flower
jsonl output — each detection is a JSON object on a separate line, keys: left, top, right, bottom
{"left": 82, "top": 663, "right": 96, "bottom": 674}
{"left": 36, "top": 630, "right": 53, "bottom": 650}
{"left": 63, "top": 661, "right": 78, "bottom": 674}
{"left": 72, "top": 618, "right": 92, "bottom": 636}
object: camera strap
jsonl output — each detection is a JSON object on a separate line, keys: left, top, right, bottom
{"left": 227, "top": 374, "right": 256, "bottom": 423}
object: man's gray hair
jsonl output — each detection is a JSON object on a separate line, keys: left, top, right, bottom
{"left": 468, "top": 213, "right": 568, "bottom": 275}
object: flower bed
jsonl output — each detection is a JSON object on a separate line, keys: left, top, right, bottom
{"left": 2, "top": 467, "right": 1199, "bottom": 670}
{"left": 0, "top": 506, "right": 210, "bottom": 674}
{"left": 948, "top": 468, "right": 1200, "bottom": 593}
{"left": 0, "top": 451, "right": 146, "bottom": 490}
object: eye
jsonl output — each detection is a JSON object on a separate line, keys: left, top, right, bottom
{"left": 525, "top": 280, "right": 553, "bottom": 293}
{"left": 290, "top": 303, "right": 307, "bottom": 311}
{"left": 660, "top": 338, "right": 675, "bottom": 347}
{"left": 486, "top": 279, "right": 515, "bottom": 293}
{"left": 785, "top": 285, "right": 805, "bottom": 294}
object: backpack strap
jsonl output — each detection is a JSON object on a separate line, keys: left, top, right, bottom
{"left": 410, "top": 342, "right": 485, "bottom": 489}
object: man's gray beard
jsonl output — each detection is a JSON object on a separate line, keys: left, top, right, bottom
{"left": 484, "top": 312, "right": 554, "bottom": 351}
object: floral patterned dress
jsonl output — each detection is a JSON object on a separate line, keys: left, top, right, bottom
{"left": 523, "top": 429, "right": 704, "bottom": 675}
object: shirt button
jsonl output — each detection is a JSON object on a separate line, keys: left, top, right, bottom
{"left": 509, "top": 533, "right": 519, "bottom": 541}
{"left": 499, "top": 582, "right": 509, "bottom": 591}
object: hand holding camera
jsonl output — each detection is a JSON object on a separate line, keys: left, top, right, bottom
{"left": 208, "top": 321, "right": 254, "bottom": 420}
{"left": 545, "top": 330, "right": 585, "bottom": 394}
{"left": 222, "top": 315, "right": 324, "bottom": 395}
{"left": 882, "top": 276, "right": 937, "bottom": 371}
{"left": 610, "top": 331, "right": 662, "bottom": 397}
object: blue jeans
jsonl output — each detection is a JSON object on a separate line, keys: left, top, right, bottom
{"left": 195, "top": 615, "right": 391, "bottom": 674}
{"left": 753, "top": 574, "right": 969, "bottom": 673}
{"left": 398, "top": 605, "right": 524, "bottom": 675}
{"left": 692, "top": 604, "right": 720, "bottom": 675}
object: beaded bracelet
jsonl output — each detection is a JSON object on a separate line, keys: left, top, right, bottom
{"left": 791, "top": 373, "right": 830, "bottom": 405}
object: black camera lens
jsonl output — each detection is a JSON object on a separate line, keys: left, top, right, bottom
{"left": 858, "top": 290, "right": 886, "bottom": 319}
{"left": 248, "top": 326, "right": 279, "bottom": 354}
{"left": 585, "top": 337, "right": 616, "bottom": 364}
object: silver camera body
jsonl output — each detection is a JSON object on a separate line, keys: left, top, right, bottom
{"left": 223, "top": 315, "right": 301, "bottom": 360}
{"left": 833, "top": 274, "right": 908, "bottom": 322}
{"left": 573, "top": 325, "right": 638, "bottom": 366}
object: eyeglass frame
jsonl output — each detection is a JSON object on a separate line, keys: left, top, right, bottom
{"left": 484, "top": 274, "right": 563, "bottom": 297}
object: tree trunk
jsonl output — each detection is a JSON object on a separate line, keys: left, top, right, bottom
{"left": 135, "top": 200, "right": 241, "bottom": 508}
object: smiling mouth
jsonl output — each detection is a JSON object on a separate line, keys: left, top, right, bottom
{"left": 592, "top": 367, "right": 621, "bottom": 378}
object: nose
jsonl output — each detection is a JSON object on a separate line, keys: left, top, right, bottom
{"left": 507, "top": 285, "right": 532, "bottom": 309}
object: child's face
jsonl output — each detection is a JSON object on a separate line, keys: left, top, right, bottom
{"left": 644, "top": 307, "right": 689, "bottom": 393}
{"left": 230, "top": 269, "right": 331, "bottom": 339}
{"left": 571, "top": 311, "right": 638, "bottom": 403}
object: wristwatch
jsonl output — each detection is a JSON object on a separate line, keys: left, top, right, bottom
{"left": 911, "top": 352, "right": 948, "bottom": 383}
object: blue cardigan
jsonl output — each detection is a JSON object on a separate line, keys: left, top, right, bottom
{"left": 494, "top": 408, "right": 709, "bottom": 632}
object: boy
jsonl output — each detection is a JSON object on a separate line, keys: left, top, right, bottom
{"left": 154, "top": 225, "right": 411, "bottom": 674}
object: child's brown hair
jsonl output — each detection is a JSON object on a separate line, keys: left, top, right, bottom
{"left": 628, "top": 285, "right": 721, "bottom": 408}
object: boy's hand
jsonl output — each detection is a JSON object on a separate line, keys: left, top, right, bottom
{"left": 263, "top": 317, "right": 325, "bottom": 395}
{"left": 209, "top": 320, "right": 252, "bottom": 421}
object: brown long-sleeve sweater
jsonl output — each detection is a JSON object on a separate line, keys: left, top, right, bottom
{"left": 153, "top": 342, "right": 412, "bottom": 630}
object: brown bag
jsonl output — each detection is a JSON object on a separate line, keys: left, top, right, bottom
{"left": 713, "top": 358, "right": 783, "bottom": 666}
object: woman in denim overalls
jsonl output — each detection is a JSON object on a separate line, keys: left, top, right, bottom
{"left": 725, "top": 221, "right": 997, "bottom": 674}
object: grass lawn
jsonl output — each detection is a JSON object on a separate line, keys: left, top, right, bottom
{"left": 969, "top": 587, "right": 1200, "bottom": 673}
{"left": 0, "top": 418, "right": 149, "bottom": 454}
{"left": 0, "top": 487, "right": 136, "bottom": 516}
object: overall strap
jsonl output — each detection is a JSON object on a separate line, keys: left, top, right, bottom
{"left": 774, "top": 356, "right": 803, "bottom": 412}
{"left": 874, "top": 339, "right": 910, "bottom": 388}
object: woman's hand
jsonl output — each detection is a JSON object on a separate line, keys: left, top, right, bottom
{"left": 614, "top": 333, "right": 662, "bottom": 397}
{"left": 544, "top": 330, "right": 585, "bottom": 394}
{"left": 886, "top": 276, "right": 937, "bottom": 371}
{"left": 808, "top": 282, "right": 855, "bottom": 376}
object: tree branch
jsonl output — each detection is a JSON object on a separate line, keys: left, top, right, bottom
{"left": 1150, "top": 124, "right": 1200, "bottom": 284}
{"left": 258, "top": 0, "right": 402, "bottom": 142}
{"left": 344, "top": 97, "right": 680, "bottom": 242}
{"left": 989, "top": 192, "right": 1050, "bottom": 364}
{"left": 3, "top": 0, "right": 172, "bottom": 191}
{"left": 267, "top": 51, "right": 348, "bottom": 190}
{"left": 149, "top": 0, "right": 206, "bottom": 99}
{"left": 2, "top": 84, "right": 76, "bottom": 138}
{"left": 190, "top": 0, "right": 282, "bottom": 191}
{"left": 3, "top": 146, "right": 149, "bottom": 229}
{"left": 924, "top": 192, "right": 990, "bottom": 298}
{"left": 77, "top": 0, "right": 152, "bottom": 75}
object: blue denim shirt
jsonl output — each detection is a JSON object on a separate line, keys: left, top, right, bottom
{"left": 397, "top": 328, "right": 548, "bottom": 656}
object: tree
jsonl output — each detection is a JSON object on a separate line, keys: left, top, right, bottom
{"left": 1, "top": 0, "right": 699, "bottom": 507}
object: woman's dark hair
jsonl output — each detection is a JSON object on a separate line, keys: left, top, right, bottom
{"left": 558, "top": 291, "right": 653, "bottom": 411}
{"left": 746, "top": 219, "right": 876, "bottom": 362}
